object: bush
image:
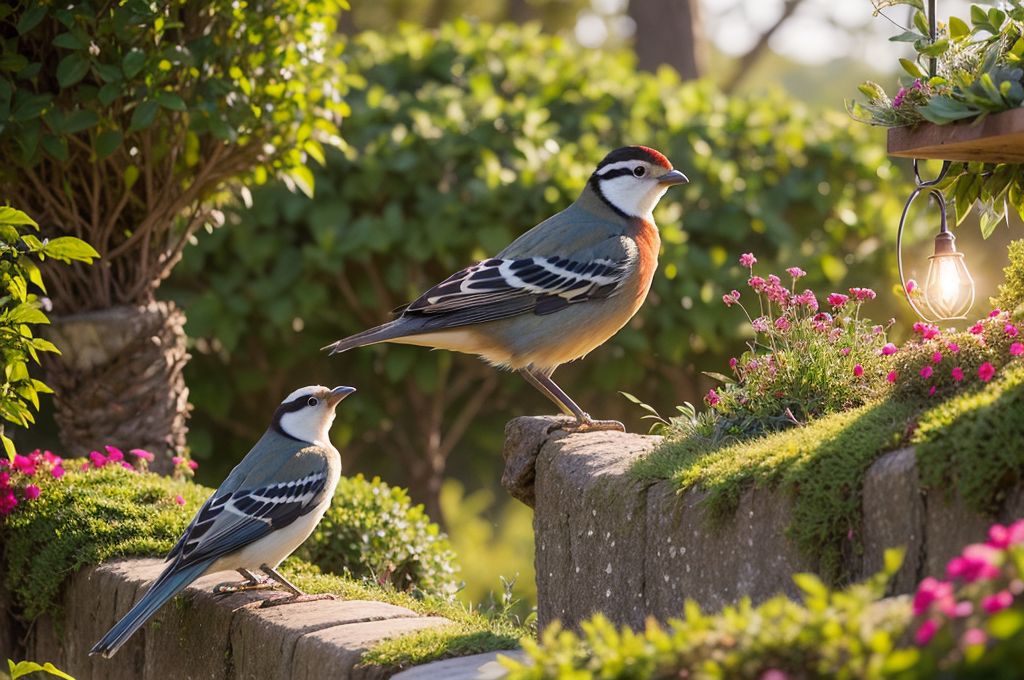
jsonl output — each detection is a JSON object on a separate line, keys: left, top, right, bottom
{"left": 296, "top": 474, "right": 459, "bottom": 597}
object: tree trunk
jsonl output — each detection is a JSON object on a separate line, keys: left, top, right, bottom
{"left": 628, "top": 0, "right": 707, "bottom": 80}
{"left": 41, "top": 300, "right": 190, "bottom": 473}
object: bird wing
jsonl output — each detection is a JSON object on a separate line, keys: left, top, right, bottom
{"left": 166, "top": 447, "right": 332, "bottom": 569}
{"left": 402, "top": 253, "right": 629, "bottom": 322}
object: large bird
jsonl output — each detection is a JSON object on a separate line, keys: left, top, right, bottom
{"left": 325, "top": 146, "right": 685, "bottom": 431}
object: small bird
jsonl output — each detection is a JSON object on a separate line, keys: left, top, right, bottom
{"left": 90, "top": 385, "right": 355, "bottom": 658}
{"left": 325, "top": 146, "right": 686, "bottom": 431}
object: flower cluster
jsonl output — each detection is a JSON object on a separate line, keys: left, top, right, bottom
{"left": 0, "top": 450, "right": 64, "bottom": 516}
{"left": 912, "top": 520, "right": 1024, "bottom": 664}
{"left": 707, "top": 254, "right": 894, "bottom": 429}
{"left": 79, "top": 446, "right": 156, "bottom": 473}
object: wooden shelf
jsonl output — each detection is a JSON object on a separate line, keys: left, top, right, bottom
{"left": 887, "top": 107, "right": 1024, "bottom": 163}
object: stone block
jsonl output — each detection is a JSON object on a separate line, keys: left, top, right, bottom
{"left": 861, "top": 448, "right": 924, "bottom": 594}
{"left": 391, "top": 650, "right": 529, "bottom": 680}
{"left": 502, "top": 416, "right": 566, "bottom": 508}
{"left": 922, "top": 489, "right": 997, "bottom": 579}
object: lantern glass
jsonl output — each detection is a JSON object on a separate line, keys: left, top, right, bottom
{"left": 923, "top": 233, "right": 974, "bottom": 319}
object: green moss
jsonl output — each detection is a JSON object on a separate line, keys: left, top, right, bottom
{"left": 914, "top": 363, "right": 1024, "bottom": 515}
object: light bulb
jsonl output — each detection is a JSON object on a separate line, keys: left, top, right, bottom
{"left": 923, "top": 231, "right": 974, "bottom": 320}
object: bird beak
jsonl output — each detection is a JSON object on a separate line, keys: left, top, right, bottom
{"left": 326, "top": 386, "right": 356, "bottom": 407}
{"left": 658, "top": 169, "right": 688, "bottom": 186}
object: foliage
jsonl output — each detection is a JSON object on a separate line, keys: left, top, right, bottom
{"left": 6, "top": 660, "right": 74, "bottom": 680}
{"left": 0, "top": 0, "right": 349, "bottom": 310}
{"left": 850, "top": 0, "right": 1024, "bottom": 237}
{"left": 167, "top": 20, "right": 913, "bottom": 509}
{"left": 503, "top": 550, "right": 911, "bottom": 680}
{"left": 297, "top": 474, "right": 459, "bottom": 596}
{"left": 993, "top": 238, "right": 1024, "bottom": 313}
{"left": 0, "top": 207, "right": 96, "bottom": 460}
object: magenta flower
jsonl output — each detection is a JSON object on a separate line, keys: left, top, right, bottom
{"left": 130, "top": 448, "right": 154, "bottom": 461}
{"left": 952, "top": 367, "right": 964, "bottom": 381}
{"left": 915, "top": 619, "right": 939, "bottom": 646}
{"left": 827, "top": 293, "right": 849, "bottom": 308}
{"left": 947, "top": 543, "right": 1000, "bottom": 583}
{"left": 740, "top": 253, "right": 757, "bottom": 268}
{"left": 881, "top": 343, "right": 898, "bottom": 356}
{"left": 988, "top": 520, "right": 1024, "bottom": 548}
{"left": 175, "top": 494, "right": 186, "bottom": 506}
{"left": 0, "top": 492, "right": 17, "bottom": 514}
{"left": 978, "top": 362, "right": 996, "bottom": 382}
{"left": 841, "top": 347, "right": 851, "bottom": 356}
{"left": 913, "top": 323, "right": 941, "bottom": 340}
{"left": 172, "top": 456, "right": 185, "bottom": 465}
{"left": 774, "top": 317, "right": 790, "bottom": 331}
{"left": 793, "top": 290, "right": 818, "bottom": 311}
{"left": 722, "top": 290, "right": 740, "bottom": 307}
{"left": 80, "top": 462, "right": 90, "bottom": 472}
{"left": 932, "top": 351, "right": 942, "bottom": 363}
{"left": 906, "top": 279, "right": 918, "bottom": 293}
{"left": 23, "top": 485, "right": 40, "bottom": 500}
{"left": 853, "top": 364, "right": 864, "bottom": 377}
{"left": 89, "top": 451, "right": 108, "bottom": 468}
{"left": 51, "top": 465, "right": 65, "bottom": 479}
{"left": 751, "top": 317, "right": 769, "bottom": 333}
{"left": 969, "top": 323, "right": 984, "bottom": 335}
{"left": 849, "top": 287, "right": 876, "bottom": 301}
{"left": 729, "top": 357, "right": 739, "bottom": 372}
{"left": 189, "top": 460, "right": 199, "bottom": 470}
{"left": 893, "top": 86, "right": 908, "bottom": 108}
{"left": 887, "top": 371, "right": 897, "bottom": 383}
{"left": 13, "top": 454, "right": 35, "bottom": 476}
{"left": 786, "top": 267, "right": 806, "bottom": 279}
{"left": 705, "top": 389, "right": 720, "bottom": 407}
{"left": 42, "top": 451, "right": 62, "bottom": 466}
{"left": 913, "top": 577, "right": 953, "bottom": 615}
{"left": 1006, "top": 324, "right": 1019, "bottom": 337}
{"left": 920, "top": 366, "right": 933, "bottom": 379}
{"left": 947, "top": 342, "right": 960, "bottom": 353}
{"left": 929, "top": 386, "right": 936, "bottom": 395}
{"left": 990, "top": 308, "right": 1003, "bottom": 318}
{"left": 982, "top": 590, "right": 1014, "bottom": 614}
{"left": 962, "top": 628, "right": 987, "bottom": 647}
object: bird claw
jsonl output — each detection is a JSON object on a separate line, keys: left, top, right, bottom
{"left": 213, "top": 579, "right": 279, "bottom": 595}
{"left": 548, "top": 415, "right": 626, "bottom": 433}
{"left": 259, "top": 593, "right": 337, "bottom": 608}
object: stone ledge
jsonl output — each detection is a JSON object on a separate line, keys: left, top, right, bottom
{"left": 502, "top": 416, "right": 1024, "bottom": 630}
{"left": 13, "top": 558, "right": 452, "bottom": 680}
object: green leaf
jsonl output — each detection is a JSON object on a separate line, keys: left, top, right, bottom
{"left": 155, "top": 92, "right": 186, "bottom": 111}
{"left": 41, "top": 236, "right": 100, "bottom": 263}
{"left": 290, "top": 165, "right": 315, "bottom": 198}
{"left": 0, "top": 207, "right": 37, "bottom": 228}
{"left": 2, "top": 434, "right": 15, "bottom": 463}
{"left": 96, "top": 63, "right": 121, "bottom": 83}
{"left": 16, "top": 4, "right": 47, "bottom": 34}
{"left": 8, "top": 660, "right": 76, "bottom": 680}
{"left": 11, "top": 93, "right": 52, "bottom": 121}
{"left": 122, "top": 49, "right": 146, "bottom": 79}
{"left": 970, "top": 5, "right": 988, "bottom": 26}
{"left": 40, "top": 134, "right": 68, "bottom": 162}
{"left": 949, "top": 16, "right": 969, "bottom": 39}
{"left": 129, "top": 100, "right": 159, "bottom": 131}
{"left": 56, "top": 53, "right": 90, "bottom": 88}
{"left": 97, "top": 83, "right": 119, "bottom": 107}
{"left": 94, "top": 129, "right": 122, "bottom": 159}
{"left": 52, "top": 32, "right": 87, "bottom": 50}
{"left": 123, "top": 165, "right": 139, "bottom": 190}
{"left": 899, "top": 58, "right": 924, "bottom": 79}
{"left": 63, "top": 109, "right": 98, "bottom": 133}
{"left": 917, "top": 39, "right": 949, "bottom": 57}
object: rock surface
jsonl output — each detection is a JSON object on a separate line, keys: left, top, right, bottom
{"left": 503, "top": 416, "right": 1024, "bottom": 630}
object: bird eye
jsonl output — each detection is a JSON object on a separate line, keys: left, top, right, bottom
{"left": 307, "top": 397, "right": 319, "bottom": 407}
{"left": 633, "top": 166, "right": 646, "bottom": 177}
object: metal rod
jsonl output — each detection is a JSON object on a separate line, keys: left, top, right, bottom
{"left": 928, "top": 0, "right": 937, "bottom": 78}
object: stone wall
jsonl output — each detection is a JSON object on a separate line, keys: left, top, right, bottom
{"left": 502, "top": 416, "right": 1024, "bottom": 630}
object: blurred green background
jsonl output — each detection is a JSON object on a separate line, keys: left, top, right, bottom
{"left": 17, "top": 0, "right": 1017, "bottom": 618}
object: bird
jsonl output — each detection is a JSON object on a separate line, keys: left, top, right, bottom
{"left": 90, "top": 385, "right": 356, "bottom": 658}
{"left": 324, "top": 145, "right": 686, "bottom": 431}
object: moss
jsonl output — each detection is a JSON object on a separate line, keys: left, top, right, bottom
{"left": 914, "top": 363, "right": 1024, "bottom": 515}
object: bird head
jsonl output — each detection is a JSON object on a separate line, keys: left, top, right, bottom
{"left": 272, "top": 385, "right": 356, "bottom": 445}
{"left": 589, "top": 146, "right": 687, "bottom": 222}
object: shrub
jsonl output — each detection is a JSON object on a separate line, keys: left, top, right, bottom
{"left": 297, "top": 474, "right": 459, "bottom": 597}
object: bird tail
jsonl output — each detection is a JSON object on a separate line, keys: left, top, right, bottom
{"left": 323, "top": 320, "right": 412, "bottom": 355}
{"left": 90, "top": 561, "right": 208, "bottom": 658}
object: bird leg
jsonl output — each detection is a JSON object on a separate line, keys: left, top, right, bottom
{"left": 213, "top": 568, "right": 280, "bottom": 595}
{"left": 256, "top": 564, "right": 337, "bottom": 608}
{"left": 519, "top": 367, "right": 625, "bottom": 433}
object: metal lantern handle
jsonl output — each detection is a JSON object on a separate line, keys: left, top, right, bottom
{"left": 896, "top": 159, "right": 952, "bottom": 323}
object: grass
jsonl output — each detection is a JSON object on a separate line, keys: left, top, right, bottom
{"left": 633, "top": 362, "right": 1024, "bottom": 585}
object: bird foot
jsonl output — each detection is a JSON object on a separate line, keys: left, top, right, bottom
{"left": 213, "top": 579, "right": 279, "bottom": 595}
{"left": 548, "top": 415, "right": 626, "bottom": 433}
{"left": 259, "top": 592, "right": 337, "bottom": 608}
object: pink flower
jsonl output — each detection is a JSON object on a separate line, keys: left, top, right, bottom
{"left": 51, "top": 466, "right": 64, "bottom": 479}
{"left": 740, "top": 253, "right": 757, "bottom": 268}
{"left": 767, "top": 274, "right": 781, "bottom": 286}
{"left": 962, "top": 628, "right": 987, "bottom": 647}
{"left": 952, "top": 367, "right": 964, "bottom": 381}
{"left": 947, "top": 342, "right": 960, "bottom": 353}
{"left": 932, "top": 351, "right": 943, "bottom": 363}
{"left": 175, "top": 494, "right": 186, "bottom": 506}
{"left": 914, "top": 577, "right": 953, "bottom": 615}
{"left": 130, "top": 448, "right": 154, "bottom": 461}
{"left": 841, "top": 347, "right": 851, "bottom": 356}
{"left": 787, "top": 267, "right": 806, "bottom": 280}
{"left": 913, "top": 322, "right": 941, "bottom": 340}
{"left": 929, "top": 386, "right": 936, "bottom": 395}
{"left": 1006, "top": 324, "right": 1019, "bottom": 337}
{"left": 915, "top": 619, "right": 939, "bottom": 646}
{"left": 760, "top": 671, "right": 788, "bottom": 680}
{"left": 172, "top": 456, "right": 185, "bottom": 465}
{"left": 751, "top": 317, "right": 769, "bottom": 333}
{"left": 774, "top": 317, "right": 790, "bottom": 331}
{"left": 920, "top": 366, "right": 933, "bottom": 379}
{"left": 23, "top": 485, "right": 40, "bottom": 500}
{"left": 1013, "top": 343, "right": 1024, "bottom": 356}
{"left": 988, "top": 520, "right": 1024, "bottom": 548}
{"left": 969, "top": 323, "right": 984, "bottom": 335}
{"left": 827, "top": 293, "right": 849, "bottom": 308}
{"left": 89, "top": 451, "right": 108, "bottom": 468}
{"left": 853, "top": 364, "right": 864, "bottom": 377}
{"left": 0, "top": 492, "right": 17, "bottom": 514}
{"left": 748, "top": 276, "right": 765, "bottom": 292}
{"left": 188, "top": 460, "right": 199, "bottom": 470}
{"left": 893, "top": 86, "right": 908, "bottom": 108}
{"left": 990, "top": 308, "right": 1003, "bottom": 318}
{"left": 906, "top": 279, "right": 918, "bottom": 293}
{"left": 881, "top": 343, "right": 898, "bottom": 356}
{"left": 978, "top": 362, "right": 995, "bottom": 382}
{"left": 121, "top": 462, "right": 134, "bottom": 470}
{"left": 849, "top": 287, "right": 876, "bottom": 301}
{"left": 729, "top": 357, "right": 739, "bottom": 373}
{"left": 80, "top": 462, "right": 90, "bottom": 472}
{"left": 105, "top": 446, "right": 124, "bottom": 462}
{"left": 873, "top": 325, "right": 884, "bottom": 335}
{"left": 13, "top": 454, "right": 35, "bottom": 476}
{"left": 42, "top": 451, "right": 61, "bottom": 466}
{"left": 887, "top": 371, "right": 897, "bottom": 383}
{"left": 793, "top": 290, "right": 818, "bottom": 311}
{"left": 947, "top": 543, "right": 1001, "bottom": 583}
{"left": 705, "top": 389, "right": 720, "bottom": 407}
{"left": 722, "top": 290, "right": 740, "bottom": 307}
{"left": 982, "top": 590, "right": 1013, "bottom": 614}
{"left": 0, "top": 471, "right": 8, "bottom": 488}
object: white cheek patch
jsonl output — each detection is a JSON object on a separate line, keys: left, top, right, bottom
{"left": 279, "top": 406, "right": 335, "bottom": 446}
{"left": 600, "top": 176, "right": 667, "bottom": 220}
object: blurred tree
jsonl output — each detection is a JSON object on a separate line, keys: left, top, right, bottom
{"left": 720, "top": 0, "right": 809, "bottom": 93}
{"left": 338, "top": 0, "right": 584, "bottom": 34}
{"left": 165, "top": 21, "right": 912, "bottom": 524}
{"left": 0, "top": 0, "right": 348, "bottom": 467}
{"left": 628, "top": 0, "right": 707, "bottom": 80}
